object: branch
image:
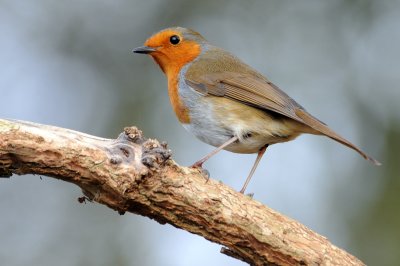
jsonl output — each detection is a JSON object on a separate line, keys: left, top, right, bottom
{"left": 0, "top": 119, "right": 363, "bottom": 266}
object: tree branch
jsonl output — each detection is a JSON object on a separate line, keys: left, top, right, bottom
{"left": 0, "top": 119, "right": 364, "bottom": 266}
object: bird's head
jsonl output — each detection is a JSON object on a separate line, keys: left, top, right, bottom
{"left": 133, "top": 27, "right": 206, "bottom": 75}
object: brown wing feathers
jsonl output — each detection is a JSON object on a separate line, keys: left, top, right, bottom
{"left": 186, "top": 72, "right": 380, "bottom": 165}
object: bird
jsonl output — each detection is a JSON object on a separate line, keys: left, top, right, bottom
{"left": 133, "top": 27, "right": 380, "bottom": 193}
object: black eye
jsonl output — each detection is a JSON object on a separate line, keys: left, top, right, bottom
{"left": 170, "top": 35, "right": 180, "bottom": 45}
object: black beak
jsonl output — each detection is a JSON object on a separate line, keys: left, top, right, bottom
{"left": 132, "top": 46, "right": 157, "bottom": 54}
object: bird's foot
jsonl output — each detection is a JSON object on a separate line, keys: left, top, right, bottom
{"left": 190, "top": 162, "right": 210, "bottom": 181}
{"left": 200, "top": 168, "right": 210, "bottom": 181}
{"left": 190, "top": 161, "right": 204, "bottom": 168}
{"left": 245, "top": 192, "right": 254, "bottom": 198}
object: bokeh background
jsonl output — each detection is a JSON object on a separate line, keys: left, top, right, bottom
{"left": 0, "top": 1, "right": 399, "bottom": 265}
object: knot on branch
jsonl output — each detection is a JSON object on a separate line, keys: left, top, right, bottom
{"left": 108, "top": 126, "right": 145, "bottom": 165}
{"left": 141, "top": 139, "right": 172, "bottom": 170}
{"left": 124, "top": 126, "right": 144, "bottom": 143}
{"left": 108, "top": 126, "right": 171, "bottom": 172}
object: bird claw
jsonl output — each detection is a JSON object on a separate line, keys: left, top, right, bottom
{"left": 190, "top": 163, "right": 210, "bottom": 181}
{"left": 200, "top": 168, "right": 210, "bottom": 180}
{"left": 246, "top": 192, "right": 254, "bottom": 198}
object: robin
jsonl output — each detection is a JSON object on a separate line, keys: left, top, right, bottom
{"left": 133, "top": 27, "right": 380, "bottom": 193}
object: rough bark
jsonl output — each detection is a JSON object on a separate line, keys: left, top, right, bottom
{"left": 0, "top": 119, "right": 364, "bottom": 266}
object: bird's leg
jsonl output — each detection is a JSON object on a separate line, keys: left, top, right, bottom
{"left": 191, "top": 136, "right": 239, "bottom": 168}
{"left": 240, "top": 145, "right": 269, "bottom": 194}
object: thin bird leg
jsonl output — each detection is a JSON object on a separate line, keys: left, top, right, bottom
{"left": 191, "top": 136, "right": 239, "bottom": 168}
{"left": 240, "top": 145, "right": 269, "bottom": 194}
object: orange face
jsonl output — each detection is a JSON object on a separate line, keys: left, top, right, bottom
{"left": 141, "top": 29, "right": 202, "bottom": 76}
{"left": 133, "top": 28, "right": 206, "bottom": 124}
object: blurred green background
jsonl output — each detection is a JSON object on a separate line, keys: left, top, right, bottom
{"left": 0, "top": 1, "right": 399, "bottom": 265}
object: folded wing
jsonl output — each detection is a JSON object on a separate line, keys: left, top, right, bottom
{"left": 185, "top": 72, "right": 380, "bottom": 165}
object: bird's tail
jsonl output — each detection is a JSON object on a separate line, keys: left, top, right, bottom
{"left": 295, "top": 108, "right": 381, "bottom": 165}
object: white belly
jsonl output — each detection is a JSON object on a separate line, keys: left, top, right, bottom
{"left": 180, "top": 95, "right": 302, "bottom": 154}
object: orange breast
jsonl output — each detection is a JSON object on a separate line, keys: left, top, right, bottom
{"left": 163, "top": 41, "right": 201, "bottom": 125}
{"left": 168, "top": 74, "right": 191, "bottom": 124}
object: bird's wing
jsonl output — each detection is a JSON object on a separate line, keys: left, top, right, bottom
{"left": 185, "top": 72, "right": 380, "bottom": 165}
{"left": 185, "top": 71, "right": 307, "bottom": 124}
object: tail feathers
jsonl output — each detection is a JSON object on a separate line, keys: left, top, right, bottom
{"left": 295, "top": 109, "right": 381, "bottom": 166}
